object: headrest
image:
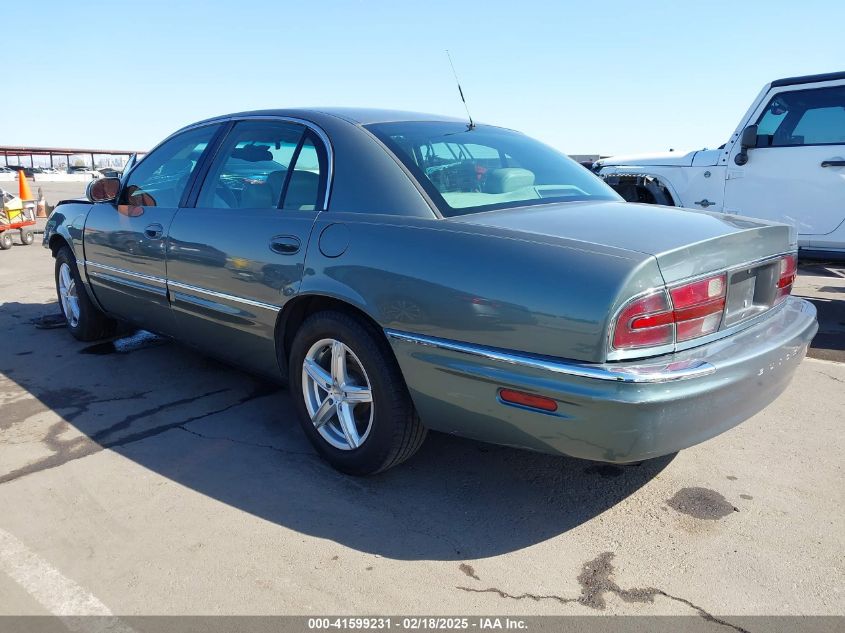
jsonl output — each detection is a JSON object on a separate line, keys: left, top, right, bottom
{"left": 484, "top": 168, "right": 535, "bottom": 193}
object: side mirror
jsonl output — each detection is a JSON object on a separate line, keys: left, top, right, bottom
{"left": 87, "top": 177, "right": 120, "bottom": 203}
{"left": 734, "top": 125, "right": 758, "bottom": 166}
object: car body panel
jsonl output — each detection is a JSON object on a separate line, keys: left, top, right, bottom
{"left": 83, "top": 201, "right": 179, "bottom": 336}
{"left": 166, "top": 206, "right": 318, "bottom": 376}
{"left": 450, "top": 200, "right": 793, "bottom": 283}
{"left": 387, "top": 297, "right": 816, "bottom": 461}
{"left": 302, "top": 212, "right": 664, "bottom": 363}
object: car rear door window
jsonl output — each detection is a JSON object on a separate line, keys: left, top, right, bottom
{"left": 119, "top": 125, "right": 217, "bottom": 208}
{"left": 281, "top": 136, "right": 327, "bottom": 211}
{"left": 196, "top": 121, "right": 307, "bottom": 209}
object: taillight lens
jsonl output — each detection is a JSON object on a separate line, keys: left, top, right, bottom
{"left": 612, "top": 273, "right": 727, "bottom": 351}
{"left": 612, "top": 291, "right": 674, "bottom": 349}
{"left": 775, "top": 254, "right": 797, "bottom": 303}
{"left": 670, "top": 273, "right": 726, "bottom": 342}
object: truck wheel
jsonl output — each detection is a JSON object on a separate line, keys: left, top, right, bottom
{"left": 0, "top": 232, "right": 12, "bottom": 250}
{"left": 55, "top": 246, "right": 116, "bottom": 341}
{"left": 289, "top": 310, "right": 427, "bottom": 475}
{"left": 19, "top": 229, "right": 34, "bottom": 245}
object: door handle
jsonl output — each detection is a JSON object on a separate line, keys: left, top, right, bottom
{"left": 269, "top": 235, "right": 301, "bottom": 255}
{"left": 821, "top": 160, "right": 845, "bottom": 167}
{"left": 144, "top": 223, "right": 164, "bottom": 239}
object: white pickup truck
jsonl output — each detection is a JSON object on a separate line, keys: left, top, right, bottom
{"left": 595, "top": 71, "right": 845, "bottom": 259}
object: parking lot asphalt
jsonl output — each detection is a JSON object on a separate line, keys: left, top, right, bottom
{"left": 0, "top": 243, "right": 843, "bottom": 623}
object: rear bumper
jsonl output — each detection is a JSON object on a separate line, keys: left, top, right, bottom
{"left": 387, "top": 296, "right": 818, "bottom": 462}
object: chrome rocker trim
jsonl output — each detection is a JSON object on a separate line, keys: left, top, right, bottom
{"left": 84, "top": 261, "right": 281, "bottom": 312}
{"left": 167, "top": 280, "right": 281, "bottom": 312}
{"left": 384, "top": 329, "right": 715, "bottom": 384}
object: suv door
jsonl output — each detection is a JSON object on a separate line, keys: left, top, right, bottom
{"left": 83, "top": 124, "right": 221, "bottom": 335}
{"left": 166, "top": 119, "right": 329, "bottom": 377}
{"left": 724, "top": 82, "right": 845, "bottom": 243}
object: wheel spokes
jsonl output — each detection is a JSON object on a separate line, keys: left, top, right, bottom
{"left": 331, "top": 340, "right": 348, "bottom": 387}
{"left": 336, "top": 402, "right": 361, "bottom": 448}
{"left": 302, "top": 337, "right": 373, "bottom": 452}
{"left": 342, "top": 384, "right": 372, "bottom": 404}
{"left": 304, "top": 358, "right": 332, "bottom": 392}
{"left": 311, "top": 396, "right": 336, "bottom": 429}
{"left": 60, "top": 265, "right": 72, "bottom": 291}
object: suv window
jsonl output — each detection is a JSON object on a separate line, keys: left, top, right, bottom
{"left": 197, "top": 120, "right": 328, "bottom": 210}
{"left": 119, "top": 125, "right": 218, "bottom": 208}
{"left": 756, "top": 86, "right": 845, "bottom": 147}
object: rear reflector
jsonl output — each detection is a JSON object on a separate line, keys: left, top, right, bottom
{"left": 498, "top": 388, "right": 558, "bottom": 412}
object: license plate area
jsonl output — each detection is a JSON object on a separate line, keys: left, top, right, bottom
{"left": 723, "top": 262, "right": 779, "bottom": 327}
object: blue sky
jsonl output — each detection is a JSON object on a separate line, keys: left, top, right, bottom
{"left": 1, "top": 0, "right": 842, "bottom": 156}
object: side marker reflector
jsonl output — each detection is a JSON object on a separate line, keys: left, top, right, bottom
{"left": 498, "top": 388, "right": 558, "bottom": 412}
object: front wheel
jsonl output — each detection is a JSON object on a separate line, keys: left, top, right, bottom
{"left": 19, "top": 229, "right": 34, "bottom": 245}
{"left": 55, "top": 246, "right": 116, "bottom": 341}
{"left": 289, "top": 311, "right": 427, "bottom": 475}
{"left": 0, "top": 232, "right": 12, "bottom": 250}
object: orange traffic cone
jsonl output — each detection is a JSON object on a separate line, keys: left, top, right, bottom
{"left": 18, "top": 170, "right": 33, "bottom": 201}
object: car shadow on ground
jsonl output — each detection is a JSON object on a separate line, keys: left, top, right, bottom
{"left": 1, "top": 300, "right": 674, "bottom": 561}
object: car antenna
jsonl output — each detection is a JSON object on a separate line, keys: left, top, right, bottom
{"left": 446, "top": 50, "right": 475, "bottom": 130}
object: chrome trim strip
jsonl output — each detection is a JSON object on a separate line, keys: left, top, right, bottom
{"left": 384, "top": 329, "right": 715, "bottom": 383}
{"left": 85, "top": 260, "right": 167, "bottom": 285}
{"left": 83, "top": 260, "right": 281, "bottom": 312}
{"left": 167, "top": 280, "right": 281, "bottom": 312}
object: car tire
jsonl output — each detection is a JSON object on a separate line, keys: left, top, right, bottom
{"left": 20, "top": 229, "right": 34, "bottom": 245}
{"left": 289, "top": 310, "right": 427, "bottom": 475}
{"left": 55, "top": 245, "right": 116, "bottom": 341}
{"left": 0, "top": 232, "right": 12, "bottom": 250}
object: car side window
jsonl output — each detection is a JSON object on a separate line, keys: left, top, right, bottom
{"left": 119, "top": 125, "right": 218, "bottom": 208}
{"left": 756, "top": 86, "right": 845, "bottom": 147}
{"left": 281, "top": 134, "right": 327, "bottom": 211}
{"left": 196, "top": 121, "right": 307, "bottom": 209}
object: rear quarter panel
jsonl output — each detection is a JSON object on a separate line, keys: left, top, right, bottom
{"left": 300, "top": 212, "right": 664, "bottom": 363}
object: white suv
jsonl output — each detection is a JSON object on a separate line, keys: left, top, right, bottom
{"left": 595, "top": 71, "right": 845, "bottom": 259}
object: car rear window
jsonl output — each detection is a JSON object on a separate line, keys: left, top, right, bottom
{"left": 366, "top": 121, "right": 619, "bottom": 216}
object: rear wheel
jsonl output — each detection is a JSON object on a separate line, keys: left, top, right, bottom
{"left": 289, "top": 310, "right": 427, "bottom": 475}
{"left": 19, "top": 229, "right": 34, "bottom": 245}
{"left": 0, "top": 232, "right": 12, "bottom": 250}
{"left": 55, "top": 246, "right": 116, "bottom": 341}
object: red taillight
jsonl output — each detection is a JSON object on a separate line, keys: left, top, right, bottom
{"left": 670, "top": 274, "right": 726, "bottom": 342}
{"left": 612, "top": 291, "right": 674, "bottom": 349}
{"left": 612, "top": 273, "right": 727, "bottom": 351}
{"left": 499, "top": 389, "right": 558, "bottom": 412}
{"left": 775, "top": 254, "right": 797, "bottom": 303}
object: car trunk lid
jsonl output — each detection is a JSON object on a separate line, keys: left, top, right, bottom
{"left": 450, "top": 200, "right": 794, "bottom": 284}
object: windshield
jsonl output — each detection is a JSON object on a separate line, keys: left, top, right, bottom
{"left": 366, "top": 121, "right": 619, "bottom": 216}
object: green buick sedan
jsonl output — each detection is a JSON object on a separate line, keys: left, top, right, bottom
{"left": 43, "top": 109, "right": 818, "bottom": 474}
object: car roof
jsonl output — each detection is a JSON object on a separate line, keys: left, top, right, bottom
{"left": 183, "top": 107, "right": 469, "bottom": 131}
{"left": 771, "top": 70, "right": 845, "bottom": 87}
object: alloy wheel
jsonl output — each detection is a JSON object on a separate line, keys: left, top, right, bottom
{"left": 301, "top": 338, "right": 374, "bottom": 450}
{"left": 58, "top": 262, "right": 80, "bottom": 328}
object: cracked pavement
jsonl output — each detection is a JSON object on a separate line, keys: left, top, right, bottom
{"left": 0, "top": 244, "right": 843, "bottom": 622}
